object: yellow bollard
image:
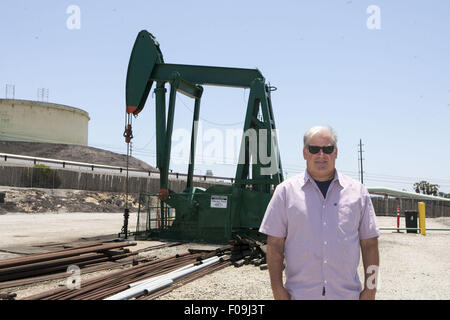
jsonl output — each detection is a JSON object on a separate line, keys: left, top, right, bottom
{"left": 418, "top": 202, "right": 426, "bottom": 236}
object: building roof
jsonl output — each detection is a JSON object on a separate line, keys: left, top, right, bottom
{"left": 368, "top": 187, "right": 450, "bottom": 202}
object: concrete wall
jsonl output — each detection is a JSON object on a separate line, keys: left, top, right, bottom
{"left": 0, "top": 99, "right": 89, "bottom": 145}
{"left": 0, "top": 166, "right": 448, "bottom": 217}
{"left": 371, "top": 195, "right": 450, "bottom": 218}
{"left": 0, "top": 166, "right": 216, "bottom": 195}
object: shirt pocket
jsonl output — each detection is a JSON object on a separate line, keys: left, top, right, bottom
{"left": 287, "top": 202, "right": 309, "bottom": 232}
{"left": 337, "top": 204, "right": 359, "bottom": 236}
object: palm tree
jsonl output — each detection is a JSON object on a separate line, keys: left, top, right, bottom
{"left": 413, "top": 181, "right": 439, "bottom": 196}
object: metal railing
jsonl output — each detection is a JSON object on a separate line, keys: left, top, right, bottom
{"left": 135, "top": 191, "right": 234, "bottom": 243}
{"left": 0, "top": 152, "right": 234, "bottom": 184}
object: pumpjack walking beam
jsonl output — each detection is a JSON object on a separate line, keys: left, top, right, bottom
{"left": 125, "top": 30, "right": 283, "bottom": 192}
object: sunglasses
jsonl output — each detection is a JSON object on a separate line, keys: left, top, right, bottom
{"left": 307, "top": 145, "right": 335, "bottom": 154}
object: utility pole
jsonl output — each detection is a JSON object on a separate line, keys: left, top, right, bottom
{"left": 358, "top": 139, "right": 364, "bottom": 184}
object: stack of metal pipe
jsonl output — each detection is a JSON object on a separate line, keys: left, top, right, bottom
{"left": 0, "top": 242, "right": 137, "bottom": 282}
{"left": 228, "top": 236, "right": 267, "bottom": 268}
{"left": 21, "top": 251, "right": 231, "bottom": 300}
{"left": 104, "top": 255, "right": 223, "bottom": 300}
{"left": 15, "top": 236, "right": 266, "bottom": 300}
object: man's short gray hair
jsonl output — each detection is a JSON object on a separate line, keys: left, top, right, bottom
{"left": 303, "top": 126, "right": 338, "bottom": 147}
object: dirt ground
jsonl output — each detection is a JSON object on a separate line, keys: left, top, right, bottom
{"left": 0, "top": 212, "right": 137, "bottom": 253}
{"left": 0, "top": 186, "right": 140, "bottom": 214}
{"left": 0, "top": 208, "right": 449, "bottom": 300}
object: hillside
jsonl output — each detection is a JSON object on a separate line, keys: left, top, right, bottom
{"left": 0, "top": 141, "right": 156, "bottom": 171}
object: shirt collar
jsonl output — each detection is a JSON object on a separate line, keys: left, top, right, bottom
{"left": 302, "top": 169, "right": 347, "bottom": 189}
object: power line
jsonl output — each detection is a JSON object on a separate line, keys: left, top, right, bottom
{"left": 89, "top": 141, "right": 450, "bottom": 187}
{"left": 177, "top": 93, "right": 244, "bottom": 127}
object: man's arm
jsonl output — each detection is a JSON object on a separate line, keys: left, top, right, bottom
{"left": 359, "top": 237, "right": 380, "bottom": 300}
{"left": 267, "top": 235, "right": 290, "bottom": 300}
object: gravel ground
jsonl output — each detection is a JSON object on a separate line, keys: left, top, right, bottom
{"left": 157, "top": 216, "right": 450, "bottom": 300}
{"left": 0, "top": 213, "right": 449, "bottom": 300}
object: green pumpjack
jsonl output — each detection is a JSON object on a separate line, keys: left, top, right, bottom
{"left": 124, "top": 30, "right": 283, "bottom": 244}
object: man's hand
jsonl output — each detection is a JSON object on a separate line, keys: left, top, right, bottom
{"left": 359, "top": 288, "right": 376, "bottom": 300}
{"left": 273, "top": 286, "right": 291, "bottom": 300}
{"left": 267, "top": 235, "right": 289, "bottom": 300}
{"left": 360, "top": 237, "right": 379, "bottom": 300}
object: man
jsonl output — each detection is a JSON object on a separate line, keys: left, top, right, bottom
{"left": 259, "top": 125, "right": 380, "bottom": 300}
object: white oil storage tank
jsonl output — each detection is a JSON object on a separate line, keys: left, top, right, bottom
{"left": 0, "top": 99, "right": 90, "bottom": 146}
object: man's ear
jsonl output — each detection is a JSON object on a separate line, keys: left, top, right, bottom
{"left": 302, "top": 147, "right": 307, "bottom": 160}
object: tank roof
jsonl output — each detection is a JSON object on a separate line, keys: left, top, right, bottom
{"left": 0, "top": 99, "right": 90, "bottom": 120}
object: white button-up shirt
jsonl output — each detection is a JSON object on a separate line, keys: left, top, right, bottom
{"left": 259, "top": 170, "right": 380, "bottom": 300}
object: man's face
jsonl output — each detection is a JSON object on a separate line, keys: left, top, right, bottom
{"left": 303, "top": 133, "right": 338, "bottom": 181}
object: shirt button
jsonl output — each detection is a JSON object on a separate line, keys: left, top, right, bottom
{"left": 324, "top": 241, "right": 327, "bottom": 245}
{"left": 324, "top": 260, "right": 328, "bottom": 264}
{"left": 323, "top": 222, "right": 327, "bottom": 226}
{"left": 324, "top": 280, "right": 328, "bottom": 284}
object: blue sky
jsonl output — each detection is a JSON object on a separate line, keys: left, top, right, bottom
{"left": 1, "top": 0, "right": 449, "bottom": 193}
